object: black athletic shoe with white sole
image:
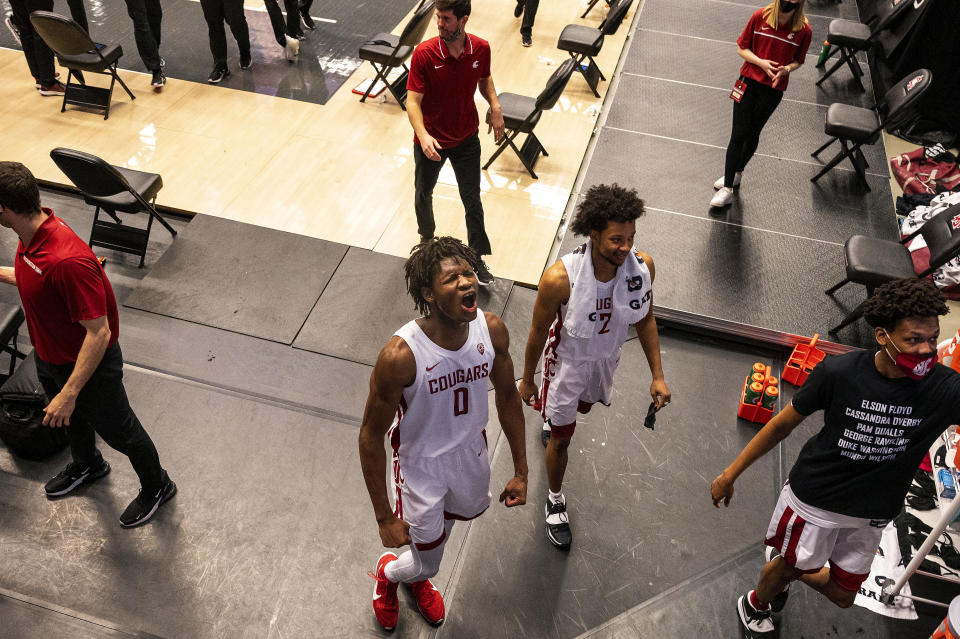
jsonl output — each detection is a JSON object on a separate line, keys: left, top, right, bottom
{"left": 475, "top": 260, "right": 494, "bottom": 287}
{"left": 764, "top": 546, "right": 791, "bottom": 612}
{"left": 45, "top": 458, "right": 111, "bottom": 497}
{"left": 541, "top": 423, "right": 551, "bottom": 448}
{"left": 119, "top": 473, "right": 177, "bottom": 528}
{"left": 737, "top": 593, "right": 775, "bottom": 638}
{"left": 545, "top": 498, "right": 572, "bottom": 549}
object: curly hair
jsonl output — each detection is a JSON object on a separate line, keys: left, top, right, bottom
{"left": 436, "top": 0, "right": 471, "bottom": 18}
{"left": 569, "top": 183, "right": 645, "bottom": 236}
{"left": 405, "top": 236, "right": 478, "bottom": 317}
{"left": 862, "top": 278, "right": 948, "bottom": 330}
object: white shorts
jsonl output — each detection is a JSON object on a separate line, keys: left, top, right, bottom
{"left": 392, "top": 431, "right": 491, "bottom": 550}
{"left": 764, "top": 483, "right": 886, "bottom": 592}
{"left": 539, "top": 354, "right": 619, "bottom": 436}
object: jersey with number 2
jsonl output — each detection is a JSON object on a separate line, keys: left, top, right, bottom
{"left": 390, "top": 312, "right": 495, "bottom": 458}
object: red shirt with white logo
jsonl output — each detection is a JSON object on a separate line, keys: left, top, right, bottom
{"left": 737, "top": 8, "right": 812, "bottom": 91}
{"left": 14, "top": 211, "right": 120, "bottom": 365}
{"left": 407, "top": 34, "right": 491, "bottom": 149}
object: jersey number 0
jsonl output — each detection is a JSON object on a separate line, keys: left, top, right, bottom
{"left": 453, "top": 388, "right": 469, "bottom": 416}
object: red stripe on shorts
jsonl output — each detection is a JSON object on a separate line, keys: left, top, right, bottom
{"left": 765, "top": 505, "right": 794, "bottom": 550}
{"left": 828, "top": 560, "right": 870, "bottom": 592}
{"left": 783, "top": 515, "right": 806, "bottom": 567}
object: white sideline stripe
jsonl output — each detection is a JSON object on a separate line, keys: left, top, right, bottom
{"left": 620, "top": 72, "right": 827, "bottom": 108}
{"left": 602, "top": 127, "right": 887, "bottom": 177}
{"left": 645, "top": 206, "right": 845, "bottom": 247}
{"left": 183, "top": 0, "right": 337, "bottom": 22}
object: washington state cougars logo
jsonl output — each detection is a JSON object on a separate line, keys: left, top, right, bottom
{"left": 573, "top": 243, "right": 587, "bottom": 255}
{"left": 906, "top": 75, "right": 924, "bottom": 91}
{"left": 477, "top": 343, "right": 485, "bottom": 354}
{"left": 626, "top": 275, "right": 644, "bottom": 292}
{"left": 913, "top": 358, "right": 934, "bottom": 377}
{"left": 952, "top": 214, "right": 960, "bottom": 230}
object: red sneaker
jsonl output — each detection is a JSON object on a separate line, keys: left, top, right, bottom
{"left": 370, "top": 552, "right": 399, "bottom": 630}
{"left": 409, "top": 579, "right": 445, "bottom": 625}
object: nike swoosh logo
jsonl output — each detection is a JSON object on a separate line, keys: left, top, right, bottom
{"left": 426, "top": 363, "right": 440, "bottom": 371}
{"left": 434, "top": 64, "right": 444, "bottom": 69}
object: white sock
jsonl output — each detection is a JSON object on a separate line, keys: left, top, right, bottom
{"left": 384, "top": 519, "right": 454, "bottom": 584}
{"left": 548, "top": 490, "right": 564, "bottom": 505}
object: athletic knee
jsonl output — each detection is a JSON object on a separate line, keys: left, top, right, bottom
{"left": 829, "top": 589, "right": 857, "bottom": 609}
{"left": 548, "top": 434, "right": 572, "bottom": 452}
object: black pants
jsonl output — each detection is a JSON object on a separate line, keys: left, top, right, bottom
{"left": 520, "top": 0, "right": 539, "bottom": 36}
{"left": 65, "top": 0, "right": 89, "bottom": 33}
{"left": 724, "top": 78, "right": 783, "bottom": 187}
{"left": 264, "top": 0, "right": 300, "bottom": 45}
{"left": 199, "top": 0, "right": 250, "bottom": 69}
{"left": 36, "top": 343, "right": 164, "bottom": 495}
{"left": 123, "top": 0, "right": 163, "bottom": 71}
{"left": 414, "top": 132, "right": 492, "bottom": 256}
{"left": 9, "top": 0, "right": 56, "bottom": 85}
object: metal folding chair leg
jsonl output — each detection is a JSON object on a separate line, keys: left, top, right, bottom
{"left": 359, "top": 62, "right": 390, "bottom": 103}
{"left": 812, "top": 136, "right": 837, "bottom": 158}
{"left": 825, "top": 278, "right": 849, "bottom": 295}
{"left": 830, "top": 300, "right": 866, "bottom": 333}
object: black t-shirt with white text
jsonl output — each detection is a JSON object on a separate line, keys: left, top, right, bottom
{"left": 789, "top": 350, "right": 960, "bottom": 520}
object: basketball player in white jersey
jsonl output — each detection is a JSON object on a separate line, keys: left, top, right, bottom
{"left": 518, "top": 184, "right": 671, "bottom": 549}
{"left": 359, "top": 237, "right": 528, "bottom": 631}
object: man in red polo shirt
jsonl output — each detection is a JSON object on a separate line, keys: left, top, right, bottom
{"left": 406, "top": 0, "right": 505, "bottom": 286}
{"left": 0, "top": 162, "right": 175, "bottom": 528}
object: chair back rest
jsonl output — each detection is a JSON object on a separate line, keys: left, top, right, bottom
{"left": 399, "top": 0, "right": 436, "bottom": 48}
{"left": 600, "top": 0, "right": 634, "bottom": 36}
{"left": 29, "top": 11, "right": 96, "bottom": 57}
{"left": 872, "top": 0, "right": 916, "bottom": 34}
{"left": 920, "top": 203, "right": 960, "bottom": 271}
{"left": 535, "top": 59, "right": 577, "bottom": 112}
{"left": 883, "top": 68, "right": 931, "bottom": 119}
{"left": 49, "top": 148, "right": 133, "bottom": 200}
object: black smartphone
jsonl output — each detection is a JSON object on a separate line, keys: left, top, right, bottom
{"left": 643, "top": 402, "right": 657, "bottom": 430}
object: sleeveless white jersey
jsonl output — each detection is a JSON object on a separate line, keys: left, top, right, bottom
{"left": 546, "top": 247, "right": 652, "bottom": 362}
{"left": 389, "top": 311, "right": 495, "bottom": 459}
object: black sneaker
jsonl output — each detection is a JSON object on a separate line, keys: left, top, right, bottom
{"left": 119, "top": 474, "right": 177, "bottom": 528}
{"left": 736, "top": 592, "right": 775, "bottom": 638}
{"left": 521, "top": 33, "right": 532, "bottom": 47}
{"left": 239, "top": 52, "right": 252, "bottom": 70}
{"left": 45, "top": 458, "right": 111, "bottom": 497}
{"left": 208, "top": 66, "right": 230, "bottom": 84}
{"left": 764, "top": 546, "right": 790, "bottom": 612}
{"left": 475, "top": 260, "right": 494, "bottom": 287}
{"left": 151, "top": 68, "right": 166, "bottom": 87}
{"left": 300, "top": 6, "right": 315, "bottom": 29}
{"left": 545, "top": 497, "right": 572, "bottom": 549}
{"left": 513, "top": 0, "right": 524, "bottom": 18}
{"left": 541, "top": 423, "right": 551, "bottom": 448}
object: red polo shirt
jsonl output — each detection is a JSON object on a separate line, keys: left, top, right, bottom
{"left": 14, "top": 211, "right": 120, "bottom": 365}
{"left": 737, "top": 9, "right": 812, "bottom": 91}
{"left": 407, "top": 34, "right": 491, "bottom": 149}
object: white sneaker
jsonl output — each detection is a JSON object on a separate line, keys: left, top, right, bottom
{"left": 710, "top": 187, "right": 734, "bottom": 208}
{"left": 713, "top": 173, "right": 741, "bottom": 190}
{"left": 737, "top": 593, "right": 775, "bottom": 637}
{"left": 284, "top": 35, "right": 300, "bottom": 62}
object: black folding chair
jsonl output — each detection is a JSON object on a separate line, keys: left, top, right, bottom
{"left": 357, "top": 0, "right": 435, "bottom": 109}
{"left": 826, "top": 202, "right": 960, "bottom": 333}
{"left": 50, "top": 148, "right": 177, "bottom": 268}
{"left": 29, "top": 11, "right": 134, "bottom": 119}
{"left": 483, "top": 59, "right": 576, "bottom": 179}
{"left": 811, "top": 68, "right": 931, "bottom": 191}
{"left": 557, "top": 0, "right": 633, "bottom": 97}
{"left": 817, "top": 0, "right": 914, "bottom": 90}
{"left": 0, "top": 304, "right": 27, "bottom": 378}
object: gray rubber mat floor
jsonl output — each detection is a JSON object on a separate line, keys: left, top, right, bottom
{"left": 567, "top": 0, "right": 896, "bottom": 348}
{"left": 0, "top": 189, "right": 943, "bottom": 637}
{"left": 0, "top": 0, "right": 418, "bottom": 105}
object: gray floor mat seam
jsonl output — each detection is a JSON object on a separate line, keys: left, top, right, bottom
{"left": 288, "top": 248, "right": 352, "bottom": 346}
{"left": 0, "top": 588, "right": 154, "bottom": 639}
{"left": 573, "top": 543, "right": 764, "bottom": 638}
{"left": 124, "top": 361, "right": 363, "bottom": 426}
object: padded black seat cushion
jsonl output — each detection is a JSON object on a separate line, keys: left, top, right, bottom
{"left": 498, "top": 93, "right": 541, "bottom": 132}
{"left": 359, "top": 34, "right": 413, "bottom": 65}
{"left": 844, "top": 235, "right": 916, "bottom": 287}
{"left": 0, "top": 304, "right": 25, "bottom": 346}
{"left": 558, "top": 24, "right": 603, "bottom": 55}
{"left": 825, "top": 103, "right": 880, "bottom": 143}
{"left": 58, "top": 43, "right": 123, "bottom": 71}
{"left": 826, "top": 19, "right": 871, "bottom": 48}
{"left": 82, "top": 166, "right": 162, "bottom": 213}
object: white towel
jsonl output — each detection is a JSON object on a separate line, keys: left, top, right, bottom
{"left": 563, "top": 239, "right": 651, "bottom": 339}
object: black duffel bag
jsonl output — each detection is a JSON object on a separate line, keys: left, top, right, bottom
{"left": 0, "top": 352, "right": 68, "bottom": 460}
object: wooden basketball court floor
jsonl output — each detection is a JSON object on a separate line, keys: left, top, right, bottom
{"left": 0, "top": 0, "right": 638, "bottom": 286}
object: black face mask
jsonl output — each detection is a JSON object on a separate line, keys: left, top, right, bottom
{"left": 780, "top": 0, "right": 799, "bottom": 12}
